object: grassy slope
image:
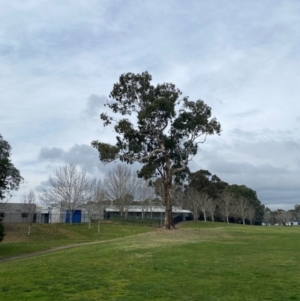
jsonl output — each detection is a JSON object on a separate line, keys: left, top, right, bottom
{"left": 0, "top": 222, "right": 153, "bottom": 258}
{"left": 1, "top": 222, "right": 300, "bottom": 301}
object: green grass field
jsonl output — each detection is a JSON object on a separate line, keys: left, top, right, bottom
{"left": 1, "top": 222, "right": 300, "bottom": 301}
{"left": 0, "top": 222, "right": 153, "bottom": 258}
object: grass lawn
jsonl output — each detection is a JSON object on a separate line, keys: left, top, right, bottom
{"left": 0, "top": 222, "right": 153, "bottom": 258}
{"left": 1, "top": 222, "right": 300, "bottom": 300}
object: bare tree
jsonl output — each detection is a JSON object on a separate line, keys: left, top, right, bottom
{"left": 275, "top": 209, "right": 283, "bottom": 224}
{"left": 85, "top": 200, "right": 96, "bottom": 230}
{"left": 105, "top": 164, "right": 139, "bottom": 218}
{"left": 21, "top": 190, "right": 36, "bottom": 235}
{"left": 170, "top": 185, "right": 185, "bottom": 208}
{"left": 154, "top": 179, "right": 184, "bottom": 208}
{"left": 199, "top": 192, "right": 210, "bottom": 222}
{"left": 40, "top": 164, "right": 90, "bottom": 224}
{"left": 247, "top": 207, "right": 256, "bottom": 225}
{"left": 86, "top": 178, "right": 107, "bottom": 234}
{"left": 282, "top": 210, "right": 291, "bottom": 224}
{"left": 218, "top": 191, "right": 236, "bottom": 224}
{"left": 263, "top": 207, "right": 272, "bottom": 225}
{"left": 276, "top": 210, "right": 292, "bottom": 225}
{"left": 95, "top": 183, "right": 107, "bottom": 235}
{"left": 186, "top": 188, "right": 201, "bottom": 221}
{"left": 136, "top": 179, "right": 157, "bottom": 219}
{"left": 85, "top": 179, "right": 97, "bottom": 230}
{"left": 235, "top": 196, "right": 251, "bottom": 225}
{"left": 207, "top": 198, "right": 217, "bottom": 222}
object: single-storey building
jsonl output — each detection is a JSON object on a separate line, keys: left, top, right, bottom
{"left": 0, "top": 203, "right": 36, "bottom": 223}
{"left": 106, "top": 205, "right": 191, "bottom": 222}
{"left": 36, "top": 207, "right": 91, "bottom": 224}
{"left": 1, "top": 202, "right": 191, "bottom": 225}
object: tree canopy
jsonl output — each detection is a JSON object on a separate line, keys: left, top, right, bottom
{"left": 92, "top": 71, "right": 221, "bottom": 228}
{"left": 188, "top": 169, "right": 228, "bottom": 199}
{"left": 0, "top": 134, "right": 23, "bottom": 200}
{"left": 225, "top": 184, "right": 264, "bottom": 221}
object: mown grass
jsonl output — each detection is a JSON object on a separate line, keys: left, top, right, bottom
{"left": 0, "top": 222, "right": 153, "bottom": 258}
{"left": 1, "top": 222, "right": 300, "bottom": 301}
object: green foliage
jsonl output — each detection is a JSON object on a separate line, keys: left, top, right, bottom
{"left": 90, "top": 142, "right": 119, "bottom": 162}
{"left": 0, "top": 134, "right": 23, "bottom": 200}
{"left": 92, "top": 72, "right": 221, "bottom": 181}
{"left": 225, "top": 184, "right": 264, "bottom": 220}
{"left": 188, "top": 169, "right": 228, "bottom": 198}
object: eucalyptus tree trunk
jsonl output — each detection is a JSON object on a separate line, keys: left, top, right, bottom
{"left": 163, "top": 166, "right": 173, "bottom": 229}
{"left": 164, "top": 182, "right": 173, "bottom": 229}
{"left": 98, "top": 220, "right": 101, "bottom": 235}
{"left": 28, "top": 224, "right": 31, "bottom": 236}
{"left": 88, "top": 219, "right": 92, "bottom": 230}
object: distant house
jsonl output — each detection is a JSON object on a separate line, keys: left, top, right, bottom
{"left": 0, "top": 203, "right": 36, "bottom": 223}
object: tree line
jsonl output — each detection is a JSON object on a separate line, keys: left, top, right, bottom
{"left": 156, "top": 169, "right": 264, "bottom": 225}
{"left": 39, "top": 164, "right": 265, "bottom": 227}
{"left": 263, "top": 205, "right": 300, "bottom": 225}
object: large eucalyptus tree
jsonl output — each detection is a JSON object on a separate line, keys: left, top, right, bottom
{"left": 0, "top": 134, "right": 23, "bottom": 201}
{"left": 92, "top": 72, "right": 221, "bottom": 229}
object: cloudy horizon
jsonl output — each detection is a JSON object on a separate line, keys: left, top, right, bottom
{"left": 1, "top": 0, "right": 299, "bottom": 210}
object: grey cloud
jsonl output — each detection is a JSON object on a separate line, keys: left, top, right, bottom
{"left": 35, "top": 179, "right": 51, "bottom": 193}
{"left": 38, "top": 144, "right": 101, "bottom": 174}
{"left": 192, "top": 129, "right": 300, "bottom": 209}
{"left": 39, "top": 147, "right": 64, "bottom": 161}
{"left": 2, "top": 0, "right": 300, "bottom": 211}
{"left": 224, "top": 128, "right": 300, "bottom": 165}
{"left": 82, "top": 94, "right": 108, "bottom": 119}
{"left": 208, "top": 160, "right": 287, "bottom": 176}
{"left": 258, "top": 188, "right": 300, "bottom": 210}
{"left": 230, "top": 109, "right": 260, "bottom": 118}
{"left": 38, "top": 143, "right": 142, "bottom": 177}
{"left": 208, "top": 160, "right": 299, "bottom": 209}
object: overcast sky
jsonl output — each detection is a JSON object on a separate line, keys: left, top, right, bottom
{"left": 1, "top": 0, "right": 299, "bottom": 210}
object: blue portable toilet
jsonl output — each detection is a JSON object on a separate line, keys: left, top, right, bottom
{"left": 65, "top": 210, "right": 82, "bottom": 223}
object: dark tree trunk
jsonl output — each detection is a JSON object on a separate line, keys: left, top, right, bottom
{"left": 162, "top": 154, "right": 174, "bottom": 229}
{"left": 164, "top": 183, "right": 173, "bottom": 229}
